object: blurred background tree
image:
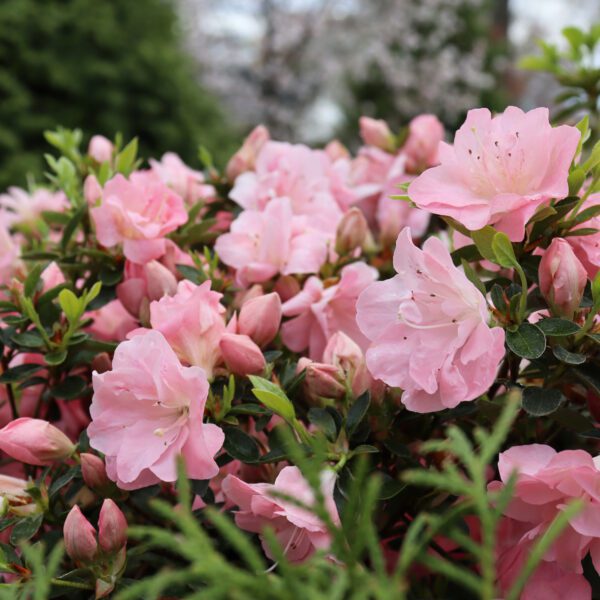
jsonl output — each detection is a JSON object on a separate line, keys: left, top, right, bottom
{"left": 0, "top": 0, "right": 239, "bottom": 190}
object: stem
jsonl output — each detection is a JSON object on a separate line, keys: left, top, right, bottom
{"left": 515, "top": 264, "right": 528, "bottom": 323}
{"left": 50, "top": 578, "right": 94, "bottom": 590}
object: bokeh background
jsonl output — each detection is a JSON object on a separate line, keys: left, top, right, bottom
{"left": 1, "top": 0, "right": 599, "bottom": 189}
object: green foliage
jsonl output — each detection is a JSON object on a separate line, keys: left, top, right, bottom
{"left": 0, "top": 0, "right": 240, "bottom": 189}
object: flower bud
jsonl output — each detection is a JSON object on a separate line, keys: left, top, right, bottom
{"left": 88, "top": 135, "right": 114, "bottom": 164}
{"left": 403, "top": 114, "right": 444, "bottom": 173}
{"left": 539, "top": 238, "right": 587, "bottom": 319}
{"left": 324, "top": 140, "right": 350, "bottom": 161}
{"left": 274, "top": 276, "right": 301, "bottom": 302}
{"left": 323, "top": 332, "right": 371, "bottom": 397}
{"left": 98, "top": 499, "right": 127, "bottom": 554}
{"left": 81, "top": 453, "right": 111, "bottom": 492}
{"left": 84, "top": 174, "right": 102, "bottom": 205}
{"left": 220, "top": 333, "right": 266, "bottom": 376}
{"left": 144, "top": 260, "right": 178, "bottom": 301}
{"left": 226, "top": 125, "right": 269, "bottom": 181}
{"left": 300, "top": 358, "right": 345, "bottom": 402}
{"left": 335, "top": 208, "right": 368, "bottom": 254}
{"left": 64, "top": 505, "right": 98, "bottom": 564}
{"left": 238, "top": 292, "right": 282, "bottom": 347}
{"left": 0, "top": 418, "right": 75, "bottom": 466}
{"left": 359, "top": 117, "right": 394, "bottom": 152}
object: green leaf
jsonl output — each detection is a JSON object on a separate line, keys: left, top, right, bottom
{"left": 346, "top": 392, "right": 370, "bottom": 437}
{"left": 491, "top": 232, "right": 518, "bottom": 268}
{"left": 61, "top": 205, "right": 86, "bottom": 251}
{"left": 23, "top": 264, "right": 43, "bottom": 298}
{"left": 535, "top": 318, "right": 580, "bottom": 336}
{"left": 552, "top": 345, "right": 586, "bottom": 365}
{"left": 223, "top": 427, "right": 260, "bottom": 463}
{"left": 45, "top": 349, "right": 68, "bottom": 366}
{"left": 58, "top": 288, "right": 81, "bottom": 322}
{"left": 10, "top": 514, "right": 43, "bottom": 545}
{"left": 308, "top": 408, "right": 338, "bottom": 442}
{"left": 471, "top": 226, "right": 497, "bottom": 262}
{"left": 51, "top": 376, "right": 87, "bottom": 399}
{"left": 228, "top": 403, "right": 272, "bottom": 417}
{"left": 248, "top": 375, "right": 296, "bottom": 421}
{"left": 0, "top": 364, "right": 44, "bottom": 384}
{"left": 522, "top": 387, "right": 565, "bottom": 416}
{"left": 460, "top": 259, "right": 486, "bottom": 295}
{"left": 506, "top": 323, "right": 546, "bottom": 359}
{"left": 351, "top": 444, "right": 379, "bottom": 455}
{"left": 11, "top": 331, "right": 45, "bottom": 348}
{"left": 568, "top": 167, "right": 586, "bottom": 196}
{"left": 115, "top": 137, "right": 138, "bottom": 175}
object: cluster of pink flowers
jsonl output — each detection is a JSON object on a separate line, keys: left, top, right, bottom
{"left": 0, "top": 100, "right": 598, "bottom": 596}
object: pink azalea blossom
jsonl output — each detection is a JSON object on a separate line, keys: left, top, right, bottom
{"left": 88, "top": 135, "right": 114, "bottom": 163}
{"left": 0, "top": 187, "right": 68, "bottom": 227}
{"left": 226, "top": 125, "right": 270, "bottom": 181}
{"left": 215, "top": 197, "right": 329, "bottom": 287}
{"left": 359, "top": 117, "right": 394, "bottom": 152}
{"left": 0, "top": 225, "right": 20, "bottom": 286}
{"left": 229, "top": 141, "right": 343, "bottom": 236}
{"left": 222, "top": 466, "right": 340, "bottom": 563}
{"left": 148, "top": 280, "right": 226, "bottom": 379}
{"left": 356, "top": 228, "right": 505, "bottom": 412}
{"left": 89, "top": 330, "right": 224, "bottom": 489}
{"left": 489, "top": 444, "right": 600, "bottom": 576}
{"left": 408, "top": 107, "right": 580, "bottom": 241}
{"left": 91, "top": 172, "right": 188, "bottom": 264}
{"left": 566, "top": 193, "right": 600, "bottom": 279}
{"left": 149, "top": 152, "right": 215, "bottom": 205}
{"left": 281, "top": 261, "right": 378, "bottom": 361}
{"left": 40, "top": 262, "right": 65, "bottom": 291}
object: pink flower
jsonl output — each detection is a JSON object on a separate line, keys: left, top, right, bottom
{"left": 229, "top": 141, "right": 343, "bottom": 236}
{"left": 0, "top": 418, "right": 75, "bottom": 466}
{"left": 64, "top": 505, "right": 99, "bottom": 564}
{"left": 408, "top": 107, "right": 580, "bottom": 241}
{"left": 281, "top": 261, "right": 378, "bottom": 361}
{"left": 117, "top": 259, "right": 178, "bottom": 320}
{"left": 149, "top": 152, "right": 215, "bottom": 205}
{"left": 238, "top": 292, "right": 282, "bottom": 348}
{"left": 226, "top": 125, "right": 270, "bottom": 181}
{"left": 98, "top": 499, "right": 128, "bottom": 554}
{"left": 219, "top": 333, "right": 266, "bottom": 376}
{"left": 335, "top": 207, "right": 369, "bottom": 254}
{"left": 89, "top": 330, "right": 224, "bottom": 489}
{"left": 84, "top": 175, "right": 102, "bottom": 205}
{"left": 402, "top": 114, "right": 444, "bottom": 173}
{"left": 87, "top": 299, "right": 138, "bottom": 342}
{"left": 539, "top": 238, "right": 587, "bottom": 318}
{"left": 359, "top": 117, "right": 394, "bottom": 152}
{"left": 215, "top": 197, "right": 329, "bottom": 287}
{"left": 567, "top": 193, "right": 600, "bottom": 279}
{"left": 322, "top": 332, "right": 371, "bottom": 398}
{"left": 489, "top": 444, "right": 600, "bottom": 576}
{"left": 0, "top": 225, "right": 20, "bottom": 286}
{"left": 0, "top": 187, "right": 68, "bottom": 227}
{"left": 88, "top": 135, "right": 114, "bottom": 163}
{"left": 81, "top": 453, "right": 111, "bottom": 492}
{"left": 298, "top": 358, "right": 346, "bottom": 402}
{"left": 356, "top": 228, "right": 505, "bottom": 413}
{"left": 148, "top": 280, "right": 226, "bottom": 379}
{"left": 41, "top": 261, "right": 65, "bottom": 291}
{"left": 91, "top": 172, "right": 188, "bottom": 264}
{"left": 222, "top": 466, "right": 340, "bottom": 563}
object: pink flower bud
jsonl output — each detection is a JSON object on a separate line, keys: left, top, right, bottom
{"left": 300, "top": 358, "right": 345, "bottom": 402}
{"left": 324, "top": 140, "right": 350, "bottom": 161}
{"left": 323, "top": 332, "right": 371, "bottom": 397}
{"left": 144, "top": 260, "right": 178, "bottom": 301}
{"left": 539, "top": 238, "right": 587, "bottom": 319}
{"left": 64, "top": 505, "right": 98, "bottom": 564}
{"left": 98, "top": 499, "right": 127, "bottom": 554}
{"left": 238, "top": 292, "right": 282, "bottom": 347}
{"left": 226, "top": 125, "right": 270, "bottom": 181}
{"left": 84, "top": 174, "right": 102, "bottom": 205}
{"left": 0, "top": 418, "right": 75, "bottom": 466}
{"left": 88, "top": 135, "right": 114, "bottom": 164}
{"left": 359, "top": 117, "right": 394, "bottom": 152}
{"left": 81, "top": 453, "right": 111, "bottom": 492}
{"left": 274, "top": 276, "right": 301, "bottom": 302}
{"left": 335, "top": 208, "right": 369, "bottom": 254}
{"left": 219, "top": 333, "right": 266, "bottom": 376}
{"left": 403, "top": 114, "right": 444, "bottom": 173}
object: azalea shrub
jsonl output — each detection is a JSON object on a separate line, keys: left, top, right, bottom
{"left": 0, "top": 27, "right": 600, "bottom": 600}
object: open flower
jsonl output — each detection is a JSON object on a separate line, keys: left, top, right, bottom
{"left": 0, "top": 187, "right": 68, "bottom": 227}
{"left": 356, "top": 228, "right": 505, "bottom": 412}
{"left": 408, "top": 107, "right": 580, "bottom": 241}
{"left": 91, "top": 171, "right": 188, "bottom": 264}
{"left": 88, "top": 330, "right": 224, "bottom": 489}
{"left": 215, "top": 197, "right": 329, "bottom": 287}
{"left": 281, "top": 261, "right": 378, "bottom": 361}
{"left": 222, "top": 466, "right": 339, "bottom": 563}
{"left": 489, "top": 444, "right": 600, "bottom": 576}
